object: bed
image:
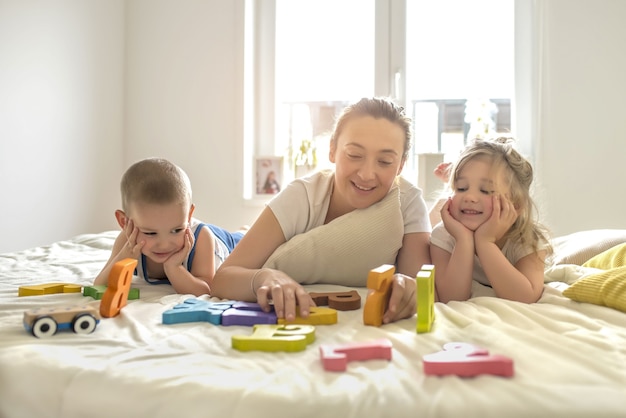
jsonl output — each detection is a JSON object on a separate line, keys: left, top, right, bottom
{"left": 1, "top": 229, "right": 625, "bottom": 418}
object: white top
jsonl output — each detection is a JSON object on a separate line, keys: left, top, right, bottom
{"left": 268, "top": 169, "right": 431, "bottom": 241}
{"left": 430, "top": 222, "right": 548, "bottom": 286}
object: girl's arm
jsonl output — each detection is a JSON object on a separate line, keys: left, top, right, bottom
{"left": 431, "top": 199, "right": 475, "bottom": 302}
{"left": 476, "top": 242, "right": 546, "bottom": 303}
{"left": 431, "top": 236, "right": 475, "bottom": 302}
{"left": 212, "top": 206, "right": 314, "bottom": 321}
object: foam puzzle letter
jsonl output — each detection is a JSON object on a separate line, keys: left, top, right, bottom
{"left": 83, "top": 285, "right": 140, "bottom": 301}
{"left": 423, "top": 342, "right": 514, "bottom": 377}
{"left": 162, "top": 298, "right": 234, "bottom": 325}
{"left": 100, "top": 258, "right": 137, "bottom": 318}
{"left": 320, "top": 338, "right": 393, "bottom": 372}
{"left": 309, "top": 290, "right": 361, "bottom": 311}
{"left": 277, "top": 306, "right": 337, "bottom": 325}
{"left": 18, "top": 283, "right": 82, "bottom": 297}
{"left": 221, "top": 301, "right": 277, "bottom": 326}
{"left": 416, "top": 265, "right": 435, "bottom": 333}
{"left": 232, "top": 324, "right": 316, "bottom": 352}
{"left": 363, "top": 264, "right": 395, "bottom": 326}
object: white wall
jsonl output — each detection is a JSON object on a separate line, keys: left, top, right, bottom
{"left": 124, "top": 0, "right": 261, "bottom": 233}
{"left": 1, "top": 0, "right": 624, "bottom": 253}
{"left": 535, "top": 0, "right": 626, "bottom": 235}
{"left": 0, "top": 0, "right": 125, "bottom": 253}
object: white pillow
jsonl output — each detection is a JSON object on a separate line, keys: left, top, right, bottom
{"left": 263, "top": 186, "right": 404, "bottom": 287}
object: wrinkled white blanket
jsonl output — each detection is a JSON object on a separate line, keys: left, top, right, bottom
{"left": 1, "top": 232, "right": 625, "bottom": 418}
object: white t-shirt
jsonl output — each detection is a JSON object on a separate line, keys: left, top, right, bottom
{"left": 430, "top": 222, "right": 548, "bottom": 286}
{"left": 268, "top": 169, "right": 431, "bottom": 242}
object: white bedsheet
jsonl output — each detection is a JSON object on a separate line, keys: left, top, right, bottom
{"left": 0, "top": 231, "right": 625, "bottom": 418}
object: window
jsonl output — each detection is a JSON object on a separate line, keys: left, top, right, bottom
{"left": 244, "top": 0, "right": 517, "bottom": 198}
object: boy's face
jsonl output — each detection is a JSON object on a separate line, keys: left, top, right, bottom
{"left": 125, "top": 202, "right": 192, "bottom": 263}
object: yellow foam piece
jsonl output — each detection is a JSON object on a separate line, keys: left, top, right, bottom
{"left": 416, "top": 265, "right": 435, "bottom": 333}
{"left": 277, "top": 306, "right": 337, "bottom": 325}
{"left": 232, "top": 324, "right": 316, "bottom": 352}
{"left": 18, "top": 283, "right": 82, "bottom": 297}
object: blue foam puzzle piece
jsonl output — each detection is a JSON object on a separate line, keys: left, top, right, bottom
{"left": 162, "top": 298, "right": 234, "bottom": 325}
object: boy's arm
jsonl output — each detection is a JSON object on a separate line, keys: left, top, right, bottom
{"left": 94, "top": 231, "right": 140, "bottom": 285}
{"left": 162, "top": 226, "right": 214, "bottom": 296}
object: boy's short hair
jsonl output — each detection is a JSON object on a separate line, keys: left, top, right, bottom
{"left": 120, "top": 158, "right": 192, "bottom": 212}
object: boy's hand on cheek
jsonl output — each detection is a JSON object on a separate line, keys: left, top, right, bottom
{"left": 164, "top": 228, "right": 193, "bottom": 269}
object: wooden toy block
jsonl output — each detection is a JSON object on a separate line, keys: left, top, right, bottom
{"left": 319, "top": 338, "right": 393, "bottom": 372}
{"left": 423, "top": 342, "right": 514, "bottom": 377}
{"left": 277, "top": 306, "right": 337, "bottom": 325}
{"left": 416, "top": 264, "right": 435, "bottom": 333}
{"left": 18, "top": 283, "right": 82, "bottom": 297}
{"left": 83, "top": 285, "right": 140, "bottom": 301}
{"left": 23, "top": 304, "right": 101, "bottom": 338}
{"left": 162, "top": 298, "right": 234, "bottom": 325}
{"left": 309, "top": 290, "right": 361, "bottom": 311}
{"left": 100, "top": 258, "right": 137, "bottom": 318}
{"left": 232, "top": 324, "right": 316, "bottom": 352}
{"left": 362, "top": 264, "right": 395, "bottom": 326}
{"left": 221, "top": 301, "right": 277, "bottom": 326}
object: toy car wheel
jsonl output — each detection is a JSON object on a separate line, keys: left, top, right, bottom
{"left": 32, "top": 316, "right": 58, "bottom": 338}
{"left": 72, "top": 313, "right": 98, "bottom": 334}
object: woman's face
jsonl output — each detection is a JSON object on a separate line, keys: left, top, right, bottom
{"left": 329, "top": 115, "right": 405, "bottom": 211}
{"left": 449, "top": 157, "right": 508, "bottom": 231}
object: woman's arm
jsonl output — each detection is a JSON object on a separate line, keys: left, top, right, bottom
{"left": 212, "top": 206, "right": 314, "bottom": 321}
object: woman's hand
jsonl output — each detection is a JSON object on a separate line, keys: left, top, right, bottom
{"left": 383, "top": 274, "right": 416, "bottom": 324}
{"left": 253, "top": 269, "right": 316, "bottom": 322}
{"left": 475, "top": 194, "right": 518, "bottom": 244}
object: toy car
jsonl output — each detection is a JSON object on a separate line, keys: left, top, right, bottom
{"left": 23, "top": 305, "right": 101, "bottom": 338}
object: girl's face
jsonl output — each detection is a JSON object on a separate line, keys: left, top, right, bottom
{"left": 449, "top": 157, "right": 508, "bottom": 231}
{"left": 329, "top": 115, "right": 406, "bottom": 211}
{"left": 127, "top": 202, "right": 191, "bottom": 263}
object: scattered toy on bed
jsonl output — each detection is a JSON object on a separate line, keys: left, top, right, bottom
{"left": 423, "top": 342, "right": 514, "bottom": 377}
{"left": 23, "top": 305, "right": 101, "bottom": 338}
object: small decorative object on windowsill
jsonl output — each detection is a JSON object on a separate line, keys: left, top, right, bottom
{"left": 294, "top": 138, "right": 317, "bottom": 178}
{"left": 464, "top": 98, "right": 498, "bottom": 140}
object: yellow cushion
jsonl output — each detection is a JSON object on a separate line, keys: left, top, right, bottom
{"left": 582, "top": 242, "right": 626, "bottom": 269}
{"left": 562, "top": 243, "right": 626, "bottom": 313}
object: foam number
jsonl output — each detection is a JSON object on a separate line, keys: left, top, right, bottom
{"left": 232, "top": 324, "right": 316, "bottom": 352}
{"left": 18, "top": 283, "right": 82, "bottom": 297}
{"left": 362, "top": 264, "right": 395, "bottom": 326}
{"left": 416, "top": 264, "right": 435, "bottom": 333}
{"left": 320, "top": 338, "right": 392, "bottom": 372}
{"left": 162, "top": 298, "right": 235, "bottom": 325}
{"left": 309, "top": 290, "right": 361, "bottom": 311}
{"left": 277, "top": 306, "right": 337, "bottom": 325}
{"left": 423, "top": 342, "right": 514, "bottom": 377}
{"left": 100, "top": 258, "right": 138, "bottom": 318}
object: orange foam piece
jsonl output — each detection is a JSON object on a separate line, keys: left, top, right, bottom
{"left": 320, "top": 338, "right": 393, "bottom": 372}
{"left": 423, "top": 342, "right": 514, "bottom": 377}
{"left": 362, "top": 264, "right": 395, "bottom": 326}
{"left": 309, "top": 290, "right": 361, "bottom": 311}
{"left": 18, "top": 283, "right": 82, "bottom": 297}
{"left": 100, "top": 258, "right": 137, "bottom": 318}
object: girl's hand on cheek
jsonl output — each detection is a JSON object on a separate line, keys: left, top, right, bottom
{"left": 441, "top": 198, "right": 472, "bottom": 240}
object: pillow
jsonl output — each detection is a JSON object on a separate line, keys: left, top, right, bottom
{"left": 551, "top": 229, "right": 626, "bottom": 265}
{"left": 562, "top": 266, "right": 626, "bottom": 313}
{"left": 582, "top": 242, "right": 626, "bottom": 269}
{"left": 561, "top": 242, "right": 626, "bottom": 313}
{"left": 263, "top": 185, "right": 404, "bottom": 287}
